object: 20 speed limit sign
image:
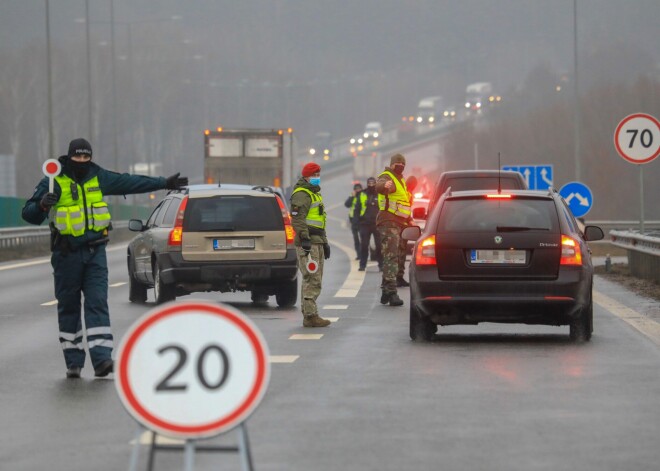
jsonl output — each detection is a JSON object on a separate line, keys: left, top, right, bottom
{"left": 614, "top": 113, "right": 660, "bottom": 164}
{"left": 115, "top": 301, "right": 270, "bottom": 439}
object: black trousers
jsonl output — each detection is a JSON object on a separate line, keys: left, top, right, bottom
{"left": 350, "top": 223, "right": 361, "bottom": 257}
{"left": 359, "top": 223, "right": 382, "bottom": 269}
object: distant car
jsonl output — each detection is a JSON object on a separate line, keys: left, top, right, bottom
{"left": 363, "top": 122, "right": 383, "bottom": 145}
{"left": 407, "top": 196, "right": 430, "bottom": 254}
{"left": 402, "top": 188, "right": 604, "bottom": 342}
{"left": 309, "top": 131, "right": 333, "bottom": 161}
{"left": 428, "top": 169, "right": 527, "bottom": 213}
{"left": 442, "top": 106, "right": 457, "bottom": 120}
{"left": 126, "top": 184, "right": 298, "bottom": 306}
{"left": 349, "top": 134, "right": 365, "bottom": 155}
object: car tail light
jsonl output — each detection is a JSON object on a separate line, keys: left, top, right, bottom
{"left": 168, "top": 196, "right": 188, "bottom": 246}
{"left": 275, "top": 195, "right": 295, "bottom": 248}
{"left": 560, "top": 234, "right": 582, "bottom": 265}
{"left": 415, "top": 235, "right": 436, "bottom": 265}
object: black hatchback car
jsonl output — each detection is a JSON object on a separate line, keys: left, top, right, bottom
{"left": 402, "top": 189, "right": 604, "bottom": 342}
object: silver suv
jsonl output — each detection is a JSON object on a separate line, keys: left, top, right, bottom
{"left": 126, "top": 184, "right": 298, "bottom": 306}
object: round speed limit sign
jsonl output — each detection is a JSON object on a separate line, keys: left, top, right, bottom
{"left": 115, "top": 301, "right": 270, "bottom": 439}
{"left": 613, "top": 113, "right": 660, "bottom": 164}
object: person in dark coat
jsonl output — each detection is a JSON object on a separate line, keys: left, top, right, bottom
{"left": 22, "top": 138, "right": 188, "bottom": 378}
{"left": 344, "top": 182, "right": 365, "bottom": 259}
{"left": 358, "top": 177, "right": 382, "bottom": 271}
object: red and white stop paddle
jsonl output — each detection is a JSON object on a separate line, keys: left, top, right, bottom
{"left": 306, "top": 254, "right": 319, "bottom": 274}
{"left": 42, "top": 159, "right": 62, "bottom": 193}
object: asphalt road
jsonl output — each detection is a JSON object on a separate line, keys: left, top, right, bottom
{"left": 1, "top": 171, "right": 659, "bottom": 471}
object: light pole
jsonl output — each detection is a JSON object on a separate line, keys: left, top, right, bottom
{"left": 45, "top": 0, "right": 54, "bottom": 159}
{"left": 85, "top": 0, "right": 93, "bottom": 137}
{"left": 573, "top": 0, "right": 581, "bottom": 181}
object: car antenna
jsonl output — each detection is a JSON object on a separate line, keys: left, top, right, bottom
{"left": 497, "top": 152, "right": 502, "bottom": 194}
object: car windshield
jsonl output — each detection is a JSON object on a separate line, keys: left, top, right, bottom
{"left": 437, "top": 198, "right": 559, "bottom": 233}
{"left": 183, "top": 195, "right": 283, "bottom": 232}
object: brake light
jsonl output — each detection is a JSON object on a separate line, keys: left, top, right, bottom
{"left": 560, "top": 234, "right": 582, "bottom": 265}
{"left": 415, "top": 235, "right": 436, "bottom": 265}
{"left": 486, "top": 194, "right": 512, "bottom": 199}
{"left": 275, "top": 195, "right": 295, "bottom": 248}
{"left": 168, "top": 196, "right": 188, "bottom": 246}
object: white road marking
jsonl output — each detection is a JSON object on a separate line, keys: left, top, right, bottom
{"left": 289, "top": 334, "right": 324, "bottom": 340}
{"left": 269, "top": 355, "right": 300, "bottom": 363}
{"left": 110, "top": 282, "right": 126, "bottom": 287}
{"left": 325, "top": 317, "right": 339, "bottom": 322}
{"left": 594, "top": 290, "right": 660, "bottom": 346}
{"left": 132, "top": 431, "right": 184, "bottom": 446}
{"left": 41, "top": 300, "right": 58, "bottom": 306}
{"left": 0, "top": 243, "right": 126, "bottom": 272}
{"left": 329, "top": 238, "right": 365, "bottom": 298}
{"left": 323, "top": 305, "right": 348, "bottom": 310}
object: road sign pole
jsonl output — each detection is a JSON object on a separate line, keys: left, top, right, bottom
{"left": 640, "top": 165, "right": 645, "bottom": 234}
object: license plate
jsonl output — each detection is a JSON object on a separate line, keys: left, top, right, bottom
{"left": 470, "top": 249, "right": 526, "bottom": 264}
{"left": 213, "top": 239, "right": 255, "bottom": 250}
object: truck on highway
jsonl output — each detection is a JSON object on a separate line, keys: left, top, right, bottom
{"left": 204, "top": 128, "right": 297, "bottom": 191}
{"left": 416, "top": 96, "right": 444, "bottom": 125}
{"left": 464, "top": 82, "right": 494, "bottom": 114}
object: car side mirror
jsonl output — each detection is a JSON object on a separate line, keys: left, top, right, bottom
{"left": 412, "top": 207, "right": 426, "bottom": 220}
{"left": 401, "top": 226, "right": 421, "bottom": 241}
{"left": 584, "top": 225, "right": 604, "bottom": 242}
{"left": 128, "top": 219, "right": 145, "bottom": 232}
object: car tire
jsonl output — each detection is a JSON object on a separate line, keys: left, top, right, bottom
{"left": 127, "top": 253, "right": 148, "bottom": 303}
{"left": 410, "top": 303, "right": 435, "bottom": 342}
{"left": 153, "top": 261, "right": 176, "bottom": 305}
{"left": 275, "top": 279, "right": 298, "bottom": 308}
{"left": 570, "top": 296, "right": 592, "bottom": 343}
{"left": 251, "top": 291, "right": 269, "bottom": 305}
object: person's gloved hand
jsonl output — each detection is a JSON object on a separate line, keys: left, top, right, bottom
{"left": 165, "top": 172, "right": 188, "bottom": 190}
{"left": 40, "top": 192, "right": 58, "bottom": 211}
{"left": 301, "top": 239, "right": 312, "bottom": 255}
{"left": 323, "top": 243, "right": 331, "bottom": 260}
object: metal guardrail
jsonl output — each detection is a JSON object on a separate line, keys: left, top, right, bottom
{"left": 0, "top": 221, "right": 129, "bottom": 251}
{"left": 610, "top": 229, "right": 660, "bottom": 282}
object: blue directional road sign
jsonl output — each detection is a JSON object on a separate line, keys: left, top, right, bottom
{"left": 501, "top": 164, "right": 553, "bottom": 190}
{"left": 559, "top": 181, "right": 593, "bottom": 218}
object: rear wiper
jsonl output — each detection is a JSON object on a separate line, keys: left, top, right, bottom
{"left": 496, "top": 226, "right": 549, "bottom": 232}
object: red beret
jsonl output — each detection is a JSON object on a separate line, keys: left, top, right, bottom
{"left": 302, "top": 162, "right": 321, "bottom": 177}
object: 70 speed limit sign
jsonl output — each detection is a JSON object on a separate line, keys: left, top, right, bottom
{"left": 614, "top": 113, "right": 660, "bottom": 164}
{"left": 115, "top": 301, "right": 270, "bottom": 439}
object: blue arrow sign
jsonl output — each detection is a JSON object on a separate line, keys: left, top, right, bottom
{"left": 534, "top": 165, "right": 553, "bottom": 190}
{"left": 501, "top": 165, "right": 519, "bottom": 172}
{"left": 559, "top": 181, "right": 593, "bottom": 218}
{"left": 518, "top": 166, "right": 535, "bottom": 189}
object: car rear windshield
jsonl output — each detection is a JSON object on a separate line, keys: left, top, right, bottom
{"left": 183, "top": 195, "right": 283, "bottom": 232}
{"left": 437, "top": 197, "right": 559, "bottom": 233}
{"left": 441, "top": 176, "right": 523, "bottom": 192}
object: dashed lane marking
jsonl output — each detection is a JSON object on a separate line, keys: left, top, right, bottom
{"left": 328, "top": 238, "right": 365, "bottom": 298}
{"left": 110, "top": 282, "right": 126, "bottom": 288}
{"left": 594, "top": 290, "right": 660, "bottom": 347}
{"left": 41, "top": 300, "right": 58, "bottom": 306}
{"left": 269, "top": 355, "right": 300, "bottom": 363}
{"left": 289, "top": 334, "right": 324, "bottom": 340}
{"left": 323, "top": 305, "right": 349, "bottom": 310}
{"left": 325, "top": 317, "right": 339, "bottom": 322}
{"left": 0, "top": 244, "right": 126, "bottom": 272}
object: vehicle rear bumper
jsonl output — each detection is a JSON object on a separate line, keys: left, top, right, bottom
{"left": 157, "top": 249, "right": 298, "bottom": 286}
{"left": 411, "top": 266, "right": 590, "bottom": 326}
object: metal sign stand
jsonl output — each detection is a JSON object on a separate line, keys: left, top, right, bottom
{"left": 127, "top": 422, "right": 254, "bottom": 471}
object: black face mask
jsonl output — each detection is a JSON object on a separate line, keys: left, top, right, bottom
{"left": 366, "top": 185, "right": 376, "bottom": 194}
{"left": 69, "top": 160, "right": 91, "bottom": 181}
{"left": 392, "top": 164, "right": 405, "bottom": 176}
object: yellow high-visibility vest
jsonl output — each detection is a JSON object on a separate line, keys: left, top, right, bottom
{"left": 349, "top": 192, "right": 367, "bottom": 218}
{"left": 52, "top": 175, "right": 111, "bottom": 236}
{"left": 292, "top": 187, "right": 326, "bottom": 229}
{"left": 377, "top": 170, "right": 411, "bottom": 218}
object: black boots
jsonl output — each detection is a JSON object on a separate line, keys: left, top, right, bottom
{"left": 381, "top": 291, "right": 404, "bottom": 306}
{"left": 396, "top": 277, "right": 410, "bottom": 287}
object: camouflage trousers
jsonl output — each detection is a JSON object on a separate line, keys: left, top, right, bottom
{"left": 296, "top": 244, "right": 325, "bottom": 317}
{"left": 378, "top": 222, "right": 405, "bottom": 294}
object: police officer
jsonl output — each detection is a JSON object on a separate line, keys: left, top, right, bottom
{"left": 290, "top": 162, "right": 331, "bottom": 327}
{"left": 344, "top": 182, "right": 365, "bottom": 260}
{"left": 358, "top": 177, "right": 382, "bottom": 272}
{"left": 376, "top": 154, "right": 411, "bottom": 306}
{"left": 21, "top": 138, "right": 188, "bottom": 378}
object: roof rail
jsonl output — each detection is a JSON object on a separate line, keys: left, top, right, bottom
{"left": 251, "top": 185, "right": 275, "bottom": 194}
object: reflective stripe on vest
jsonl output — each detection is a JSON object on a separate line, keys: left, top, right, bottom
{"left": 377, "top": 170, "right": 411, "bottom": 217}
{"left": 348, "top": 192, "right": 367, "bottom": 218}
{"left": 52, "top": 175, "right": 112, "bottom": 236}
{"left": 292, "top": 187, "right": 326, "bottom": 229}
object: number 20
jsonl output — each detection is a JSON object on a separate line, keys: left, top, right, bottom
{"left": 155, "top": 344, "right": 230, "bottom": 392}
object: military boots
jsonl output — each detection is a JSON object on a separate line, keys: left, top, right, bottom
{"left": 381, "top": 291, "right": 404, "bottom": 307}
{"left": 303, "top": 315, "right": 331, "bottom": 327}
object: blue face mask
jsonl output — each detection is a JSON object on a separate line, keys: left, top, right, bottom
{"left": 309, "top": 177, "right": 321, "bottom": 186}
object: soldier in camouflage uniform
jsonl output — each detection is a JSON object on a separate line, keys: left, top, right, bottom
{"left": 376, "top": 154, "right": 412, "bottom": 306}
{"left": 290, "top": 162, "right": 332, "bottom": 327}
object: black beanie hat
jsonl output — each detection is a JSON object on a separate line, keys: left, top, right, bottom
{"left": 67, "top": 138, "right": 93, "bottom": 159}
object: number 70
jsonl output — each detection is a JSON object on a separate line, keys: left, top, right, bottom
{"left": 626, "top": 129, "right": 654, "bottom": 148}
